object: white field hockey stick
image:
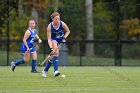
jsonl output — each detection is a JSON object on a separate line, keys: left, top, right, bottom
{"left": 39, "top": 43, "right": 63, "bottom": 66}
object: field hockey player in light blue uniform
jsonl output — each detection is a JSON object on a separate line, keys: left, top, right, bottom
{"left": 42, "top": 12, "right": 70, "bottom": 77}
{"left": 11, "top": 19, "right": 42, "bottom": 73}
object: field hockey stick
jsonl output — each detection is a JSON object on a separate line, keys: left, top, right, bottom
{"left": 25, "top": 42, "right": 39, "bottom": 54}
{"left": 39, "top": 43, "right": 63, "bottom": 66}
{"left": 10, "top": 42, "right": 39, "bottom": 62}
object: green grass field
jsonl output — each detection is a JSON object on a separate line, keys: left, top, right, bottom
{"left": 0, "top": 66, "right": 140, "bottom": 93}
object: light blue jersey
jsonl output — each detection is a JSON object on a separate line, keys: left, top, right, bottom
{"left": 21, "top": 28, "right": 37, "bottom": 53}
{"left": 50, "top": 21, "right": 64, "bottom": 44}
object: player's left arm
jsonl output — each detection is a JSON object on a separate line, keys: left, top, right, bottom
{"left": 36, "top": 35, "right": 42, "bottom": 43}
{"left": 62, "top": 21, "right": 70, "bottom": 39}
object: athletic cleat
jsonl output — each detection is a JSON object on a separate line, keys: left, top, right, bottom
{"left": 54, "top": 71, "right": 60, "bottom": 77}
{"left": 11, "top": 61, "right": 16, "bottom": 72}
{"left": 42, "top": 71, "right": 47, "bottom": 78}
{"left": 31, "top": 70, "right": 40, "bottom": 73}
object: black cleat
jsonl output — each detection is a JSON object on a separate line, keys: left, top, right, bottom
{"left": 11, "top": 62, "right": 16, "bottom": 72}
{"left": 31, "top": 70, "right": 40, "bottom": 73}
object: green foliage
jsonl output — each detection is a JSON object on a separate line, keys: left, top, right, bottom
{"left": 0, "top": 1, "right": 30, "bottom": 40}
{"left": 1, "top": 0, "right": 140, "bottom": 40}
{"left": 94, "top": 2, "right": 115, "bottom": 39}
{"left": 10, "top": 16, "right": 30, "bottom": 39}
{"left": 0, "top": 1, "right": 7, "bottom": 28}
{"left": 120, "top": 18, "right": 140, "bottom": 39}
{"left": 64, "top": 0, "right": 86, "bottom": 39}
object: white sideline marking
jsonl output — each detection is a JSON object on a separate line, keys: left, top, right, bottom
{"left": 0, "top": 88, "right": 140, "bottom": 92}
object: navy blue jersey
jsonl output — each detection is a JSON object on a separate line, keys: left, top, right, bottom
{"left": 50, "top": 21, "right": 64, "bottom": 43}
{"left": 20, "top": 28, "right": 37, "bottom": 53}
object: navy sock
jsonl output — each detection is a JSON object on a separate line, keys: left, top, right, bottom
{"left": 31, "top": 60, "right": 37, "bottom": 71}
{"left": 44, "top": 60, "right": 52, "bottom": 71}
{"left": 53, "top": 56, "right": 59, "bottom": 71}
{"left": 14, "top": 58, "right": 25, "bottom": 66}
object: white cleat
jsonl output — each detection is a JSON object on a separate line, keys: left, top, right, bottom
{"left": 54, "top": 71, "right": 60, "bottom": 77}
{"left": 42, "top": 71, "right": 47, "bottom": 78}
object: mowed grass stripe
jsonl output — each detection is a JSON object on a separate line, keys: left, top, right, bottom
{"left": 0, "top": 66, "right": 140, "bottom": 93}
{"left": 0, "top": 88, "right": 140, "bottom": 92}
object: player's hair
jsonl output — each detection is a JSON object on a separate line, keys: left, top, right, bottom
{"left": 51, "top": 12, "right": 60, "bottom": 20}
{"left": 29, "top": 19, "right": 35, "bottom": 24}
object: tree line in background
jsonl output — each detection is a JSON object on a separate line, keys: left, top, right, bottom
{"left": 1, "top": 0, "right": 140, "bottom": 57}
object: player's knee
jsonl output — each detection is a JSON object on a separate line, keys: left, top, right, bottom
{"left": 24, "top": 58, "right": 29, "bottom": 62}
{"left": 32, "top": 56, "right": 37, "bottom": 60}
{"left": 33, "top": 58, "right": 37, "bottom": 60}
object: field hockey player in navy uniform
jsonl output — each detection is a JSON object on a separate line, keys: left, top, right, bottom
{"left": 42, "top": 12, "right": 70, "bottom": 77}
{"left": 11, "top": 19, "right": 42, "bottom": 73}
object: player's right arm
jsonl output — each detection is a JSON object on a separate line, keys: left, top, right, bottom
{"left": 47, "top": 24, "right": 53, "bottom": 49}
{"left": 23, "top": 30, "right": 30, "bottom": 51}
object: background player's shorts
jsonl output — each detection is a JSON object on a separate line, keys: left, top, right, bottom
{"left": 52, "top": 37, "right": 63, "bottom": 44}
{"left": 20, "top": 43, "right": 36, "bottom": 54}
